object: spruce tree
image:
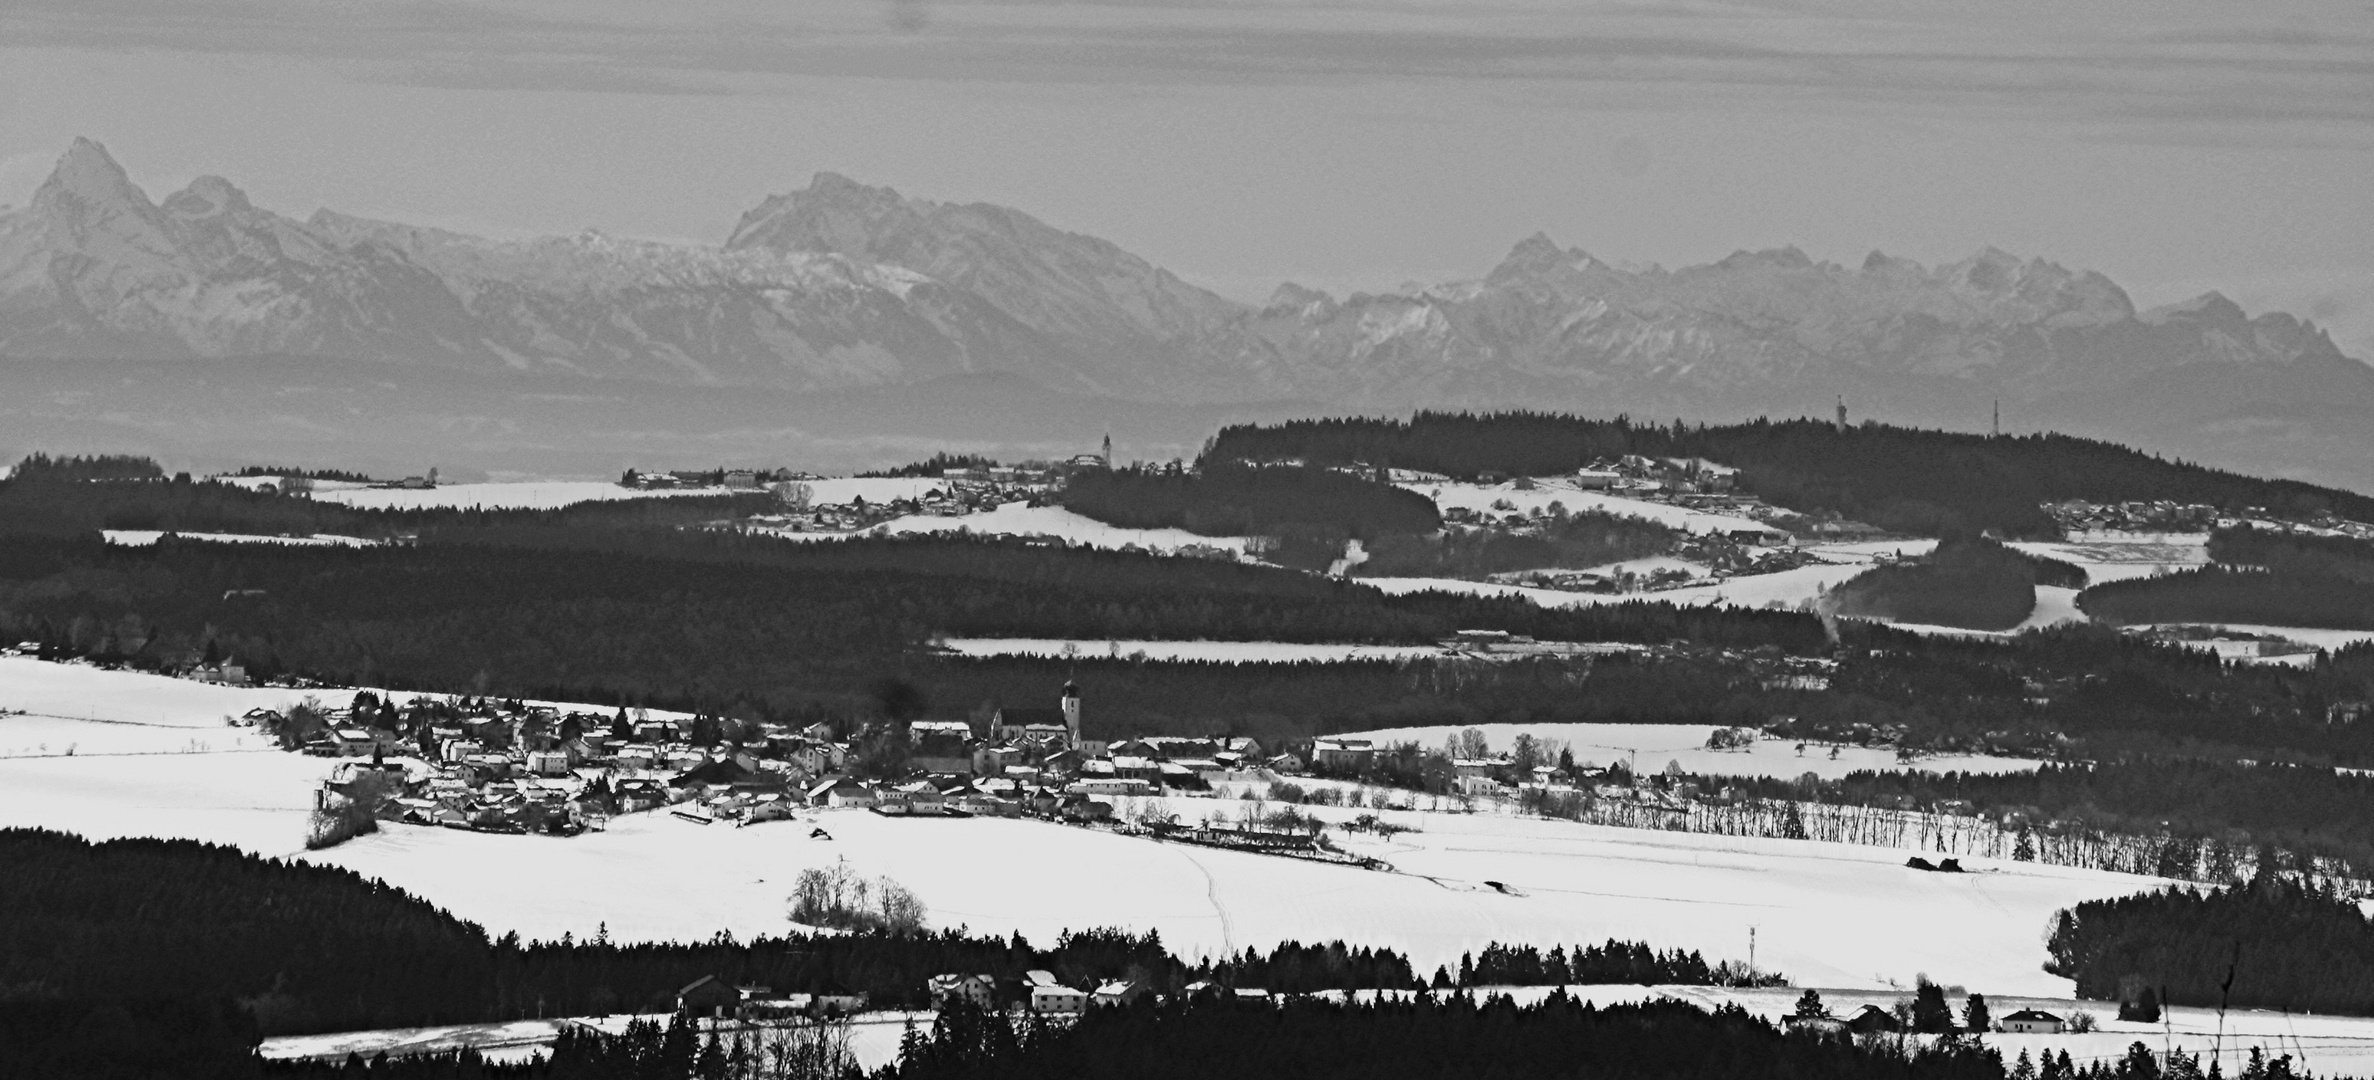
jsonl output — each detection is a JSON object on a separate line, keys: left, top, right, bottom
{"left": 1963, "top": 992, "right": 1991, "bottom": 1033}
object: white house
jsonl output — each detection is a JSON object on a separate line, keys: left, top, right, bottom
{"left": 1030, "top": 983, "right": 1087, "bottom": 1015}
{"left": 1997, "top": 1009, "right": 2066, "bottom": 1034}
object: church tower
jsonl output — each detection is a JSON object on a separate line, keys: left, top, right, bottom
{"left": 1061, "top": 680, "right": 1081, "bottom": 747}
{"left": 1834, "top": 396, "right": 1848, "bottom": 433}
{"left": 1100, "top": 433, "right": 1112, "bottom": 468}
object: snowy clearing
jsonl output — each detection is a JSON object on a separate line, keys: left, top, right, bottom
{"left": 1323, "top": 722, "right": 2043, "bottom": 781}
{"left": 102, "top": 529, "right": 377, "bottom": 548}
{"left": 1412, "top": 481, "right": 1786, "bottom": 538}
{"left": 310, "top": 481, "right": 732, "bottom": 511}
{"left": 938, "top": 639, "right": 1442, "bottom": 663}
{"left": 798, "top": 477, "right": 953, "bottom": 506}
{"left": 0, "top": 658, "right": 688, "bottom": 758}
{"left": 2008, "top": 536, "right": 2210, "bottom": 586}
{"left": 808, "top": 501, "right": 1259, "bottom": 557}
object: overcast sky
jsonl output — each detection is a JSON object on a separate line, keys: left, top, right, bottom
{"left": 2, "top": 0, "right": 2369, "bottom": 358}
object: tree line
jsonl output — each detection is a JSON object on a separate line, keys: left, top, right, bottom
{"left": 1724, "top": 760, "right": 2374, "bottom": 885}
{"left": 1203, "top": 412, "right": 2374, "bottom": 537}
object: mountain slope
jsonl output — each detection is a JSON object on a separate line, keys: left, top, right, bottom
{"left": 1, "top": 139, "right": 2368, "bottom": 488}
{"left": 0, "top": 140, "right": 1109, "bottom": 392}
{"left": 725, "top": 172, "right": 1263, "bottom": 398}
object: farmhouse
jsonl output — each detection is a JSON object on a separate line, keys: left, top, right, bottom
{"left": 1998, "top": 1009, "right": 2066, "bottom": 1034}
{"left": 676, "top": 975, "right": 741, "bottom": 1018}
{"left": 1025, "top": 971, "right": 1087, "bottom": 1015}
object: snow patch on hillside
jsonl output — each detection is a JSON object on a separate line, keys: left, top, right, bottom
{"left": 1325, "top": 722, "right": 2043, "bottom": 781}
{"left": 313, "top": 482, "right": 731, "bottom": 511}
{"left": 938, "top": 639, "right": 1441, "bottom": 663}
{"left": 103, "top": 530, "right": 376, "bottom": 548}
{"left": 842, "top": 501, "right": 1259, "bottom": 556}
{"left": 1414, "top": 482, "right": 1784, "bottom": 538}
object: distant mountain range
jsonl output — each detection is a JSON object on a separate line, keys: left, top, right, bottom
{"left": 4, "top": 138, "right": 2370, "bottom": 489}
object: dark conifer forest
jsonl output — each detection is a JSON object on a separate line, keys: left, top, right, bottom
{"left": 2080, "top": 526, "right": 2374, "bottom": 630}
{"left": 2045, "top": 876, "right": 2374, "bottom": 1015}
{"left": 1203, "top": 412, "right": 2374, "bottom": 537}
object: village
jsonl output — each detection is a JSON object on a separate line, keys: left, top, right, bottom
{"left": 278, "top": 672, "right": 1862, "bottom": 862}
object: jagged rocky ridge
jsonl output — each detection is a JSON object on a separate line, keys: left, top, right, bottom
{"left": 3, "top": 138, "right": 2370, "bottom": 486}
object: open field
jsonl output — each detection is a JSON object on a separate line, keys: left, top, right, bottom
{"left": 0, "top": 690, "right": 2154, "bottom": 999}
{"left": 1407, "top": 481, "right": 1785, "bottom": 539}
{"left": 843, "top": 501, "right": 1260, "bottom": 556}
{"left": 1324, "top": 723, "right": 2044, "bottom": 781}
{"left": 101, "top": 529, "right": 379, "bottom": 548}
{"left": 311, "top": 481, "right": 732, "bottom": 511}
{"left": 937, "top": 638, "right": 1443, "bottom": 663}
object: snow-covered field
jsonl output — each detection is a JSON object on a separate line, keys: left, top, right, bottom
{"left": 1324, "top": 723, "right": 2042, "bottom": 781}
{"left": 297, "top": 807, "right": 2149, "bottom": 994}
{"left": 102, "top": 529, "right": 377, "bottom": 548}
{"left": 1413, "top": 481, "right": 1786, "bottom": 539}
{"left": 0, "top": 658, "right": 688, "bottom": 759}
{"left": 0, "top": 680, "right": 2142, "bottom": 1002}
{"left": 2008, "top": 536, "right": 2210, "bottom": 585}
{"left": 311, "top": 481, "right": 733, "bottom": 511}
{"left": 821, "top": 501, "right": 1260, "bottom": 557}
{"left": 938, "top": 638, "right": 1442, "bottom": 663}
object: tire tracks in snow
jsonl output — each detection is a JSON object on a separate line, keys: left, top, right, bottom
{"left": 1177, "top": 849, "right": 1236, "bottom": 955}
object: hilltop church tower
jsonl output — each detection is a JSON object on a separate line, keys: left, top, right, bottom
{"left": 1061, "top": 680, "right": 1081, "bottom": 747}
{"left": 1834, "top": 396, "right": 1848, "bottom": 433}
{"left": 1100, "top": 433, "right": 1112, "bottom": 468}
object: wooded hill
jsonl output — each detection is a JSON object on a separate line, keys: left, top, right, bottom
{"left": 1831, "top": 536, "right": 2086, "bottom": 632}
{"left": 2080, "top": 525, "right": 2374, "bottom": 630}
{"left": 1204, "top": 413, "right": 2374, "bottom": 538}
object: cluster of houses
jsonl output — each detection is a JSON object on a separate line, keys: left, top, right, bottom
{"left": 1787, "top": 1002, "right": 2072, "bottom": 1036}
{"left": 807, "top": 688, "right": 1273, "bottom": 824}
{"left": 291, "top": 682, "right": 1289, "bottom": 838}
{"left": 2042, "top": 499, "right": 2223, "bottom": 535}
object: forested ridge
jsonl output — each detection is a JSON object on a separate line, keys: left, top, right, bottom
{"left": 1204, "top": 413, "right": 2374, "bottom": 537}
{"left": 8, "top": 528, "right": 2374, "bottom": 754}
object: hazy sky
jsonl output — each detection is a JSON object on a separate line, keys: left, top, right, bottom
{"left": 3, "top": 0, "right": 2370, "bottom": 358}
